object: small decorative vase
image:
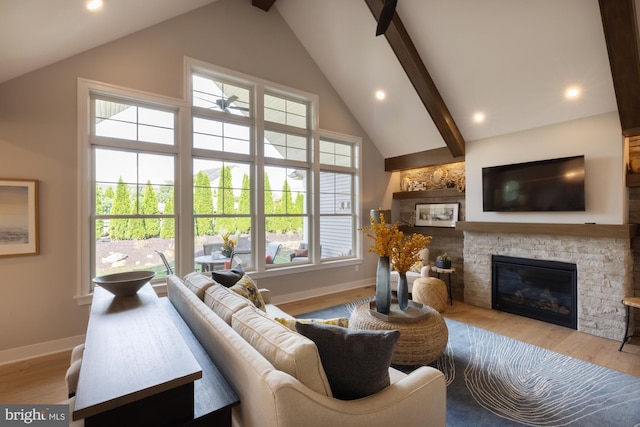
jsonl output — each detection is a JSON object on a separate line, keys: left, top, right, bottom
{"left": 376, "top": 256, "right": 392, "bottom": 314}
{"left": 397, "top": 272, "right": 409, "bottom": 311}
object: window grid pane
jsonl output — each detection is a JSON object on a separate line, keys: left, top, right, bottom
{"left": 95, "top": 99, "right": 175, "bottom": 146}
{"left": 192, "top": 75, "right": 251, "bottom": 117}
{"left": 264, "top": 130, "right": 308, "bottom": 161}
{"left": 320, "top": 139, "right": 353, "bottom": 167}
{"left": 264, "top": 94, "right": 308, "bottom": 129}
{"left": 193, "top": 117, "right": 251, "bottom": 154}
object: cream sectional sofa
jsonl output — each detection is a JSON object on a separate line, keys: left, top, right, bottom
{"left": 167, "top": 273, "right": 446, "bottom": 427}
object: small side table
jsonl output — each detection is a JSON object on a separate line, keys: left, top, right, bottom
{"left": 431, "top": 266, "right": 455, "bottom": 305}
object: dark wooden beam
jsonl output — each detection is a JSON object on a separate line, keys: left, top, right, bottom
{"left": 364, "top": 0, "right": 465, "bottom": 157}
{"left": 599, "top": 0, "right": 640, "bottom": 137}
{"left": 252, "top": 0, "right": 276, "bottom": 12}
{"left": 385, "top": 147, "right": 464, "bottom": 171}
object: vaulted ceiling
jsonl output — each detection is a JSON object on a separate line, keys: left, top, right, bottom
{"left": 1, "top": 0, "right": 638, "bottom": 163}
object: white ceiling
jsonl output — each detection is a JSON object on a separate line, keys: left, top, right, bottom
{"left": 0, "top": 0, "right": 630, "bottom": 159}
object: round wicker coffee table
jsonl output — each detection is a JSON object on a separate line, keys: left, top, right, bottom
{"left": 349, "top": 302, "right": 448, "bottom": 365}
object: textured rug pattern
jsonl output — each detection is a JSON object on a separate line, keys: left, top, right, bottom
{"left": 297, "top": 300, "right": 640, "bottom": 426}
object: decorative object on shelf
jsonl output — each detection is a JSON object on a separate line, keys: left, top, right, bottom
{"left": 369, "top": 208, "right": 391, "bottom": 224}
{"left": 401, "top": 177, "right": 410, "bottom": 192}
{"left": 221, "top": 232, "right": 236, "bottom": 257}
{"left": 415, "top": 203, "right": 459, "bottom": 227}
{"left": 436, "top": 252, "right": 452, "bottom": 269}
{"left": 410, "top": 181, "right": 427, "bottom": 191}
{"left": 456, "top": 175, "right": 466, "bottom": 192}
{"left": 430, "top": 168, "right": 449, "bottom": 187}
{"left": 0, "top": 178, "right": 39, "bottom": 257}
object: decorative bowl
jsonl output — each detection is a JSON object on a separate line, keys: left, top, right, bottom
{"left": 92, "top": 270, "right": 156, "bottom": 296}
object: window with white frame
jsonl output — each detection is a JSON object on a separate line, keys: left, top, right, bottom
{"left": 80, "top": 62, "right": 360, "bottom": 294}
{"left": 89, "top": 95, "right": 178, "bottom": 288}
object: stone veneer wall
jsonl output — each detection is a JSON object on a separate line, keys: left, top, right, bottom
{"left": 463, "top": 232, "right": 633, "bottom": 341}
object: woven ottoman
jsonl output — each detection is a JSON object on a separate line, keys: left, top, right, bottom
{"left": 349, "top": 302, "right": 448, "bottom": 365}
{"left": 412, "top": 277, "right": 448, "bottom": 313}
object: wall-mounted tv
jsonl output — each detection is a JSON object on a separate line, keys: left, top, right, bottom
{"left": 482, "top": 155, "right": 585, "bottom": 212}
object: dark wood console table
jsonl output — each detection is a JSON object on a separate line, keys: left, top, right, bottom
{"left": 73, "top": 283, "right": 238, "bottom": 426}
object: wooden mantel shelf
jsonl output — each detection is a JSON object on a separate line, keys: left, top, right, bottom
{"left": 456, "top": 221, "right": 637, "bottom": 239}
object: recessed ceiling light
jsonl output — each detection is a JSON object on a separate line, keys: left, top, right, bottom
{"left": 375, "top": 90, "right": 386, "bottom": 100}
{"left": 86, "top": 0, "right": 103, "bottom": 11}
{"left": 565, "top": 86, "right": 581, "bottom": 99}
{"left": 473, "top": 112, "right": 485, "bottom": 123}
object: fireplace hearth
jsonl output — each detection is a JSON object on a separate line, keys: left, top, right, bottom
{"left": 492, "top": 255, "right": 577, "bottom": 329}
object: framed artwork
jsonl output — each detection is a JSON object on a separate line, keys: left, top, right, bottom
{"left": 415, "top": 203, "right": 458, "bottom": 228}
{"left": 0, "top": 179, "right": 39, "bottom": 257}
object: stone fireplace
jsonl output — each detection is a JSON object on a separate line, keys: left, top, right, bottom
{"left": 460, "top": 222, "right": 635, "bottom": 341}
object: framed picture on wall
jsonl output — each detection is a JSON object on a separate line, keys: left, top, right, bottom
{"left": 415, "top": 203, "right": 458, "bottom": 228}
{"left": 0, "top": 179, "right": 39, "bottom": 257}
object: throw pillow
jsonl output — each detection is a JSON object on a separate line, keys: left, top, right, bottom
{"left": 295, "top": 322, "right": 400, "bottom": 400}
{"left": 211, "top": 264, "right": 244, "bottom": 287}
{"left": 230, "top": 275, "right": 266, "bottom": 311}
{"left": 274, "top": 317, "right": 349, "bottom": 331}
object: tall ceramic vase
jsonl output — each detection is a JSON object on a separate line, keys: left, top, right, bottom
{"left": 397, "top": 272, "right": 409, "bottom": 311}
{"left": 376, "top": 256, "right": 392, "bottom": 314}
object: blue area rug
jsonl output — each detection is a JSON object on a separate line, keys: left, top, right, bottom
{"left": 297, "top": 299, "right": 640, "bottom": 426}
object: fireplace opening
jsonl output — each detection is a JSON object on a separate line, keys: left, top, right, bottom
{"left": 492, "top": 255, "right": 577, "bottom": 329}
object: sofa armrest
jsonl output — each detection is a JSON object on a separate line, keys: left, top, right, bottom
{"left": 259, "top": 288, "right": 272, "bottom": 304}
{"left": 266, "top": 366, "right": 446, "bottom": 427}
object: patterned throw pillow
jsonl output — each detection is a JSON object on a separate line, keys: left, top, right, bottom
{"left": 230, "top": 275, "right": 266, "bottom": 311}
{"left": 295, "top": 322, "right": 400, "bottom": 400}
{"left": 409, "top": 260, "right": 424, "bottom": 273}
{"left": 274, "top": 317, "right": 349, "bottom": 331}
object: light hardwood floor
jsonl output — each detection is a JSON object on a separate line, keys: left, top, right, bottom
{"left": 1, "top": 286, "right": 638, "bottom": 405}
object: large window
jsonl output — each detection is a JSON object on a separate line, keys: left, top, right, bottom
{"left": 79, "top": 62, "right": 360, "bottom": 294}
{"left": 88, "top": 95, "right": 179, "bottom": 289}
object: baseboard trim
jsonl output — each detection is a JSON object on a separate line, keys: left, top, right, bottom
{"left": 0, "top": 334, "right": 86, "bottom": 366}
{"left": 270, "top": 278, "right": 374, "bottom": 305}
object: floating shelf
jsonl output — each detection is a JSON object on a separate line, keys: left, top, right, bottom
{"left": 393, "top": 189, "right": 464, "bottom": 199}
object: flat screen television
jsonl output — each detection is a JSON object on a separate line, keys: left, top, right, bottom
{"left": 482, "top": 155, "right": 585, "bottom": 212}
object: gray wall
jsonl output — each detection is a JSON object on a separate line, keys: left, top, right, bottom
{"left": 0, "top": 0, "right": 388, "bottom": 354}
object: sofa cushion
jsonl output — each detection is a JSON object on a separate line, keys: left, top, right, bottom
{"left": 295, "top": 322, "right": 400, "bottom": 400}
{"left": 230, "top": 275, "right": 266, "bottom": 311}
{"left": 204, "top": 283, "right": 253, "bottom": 324}
{"left": 183, "top": 272, "right": 216, "bottom": 300}
{"left": 274, "top": 317, "right": 349, "bottom": 331}
{"left": 211, "top": 264, "right": 245, "bottom": 287}
{"left": 232, "top": 306, "right": 332, "bottom": 397}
